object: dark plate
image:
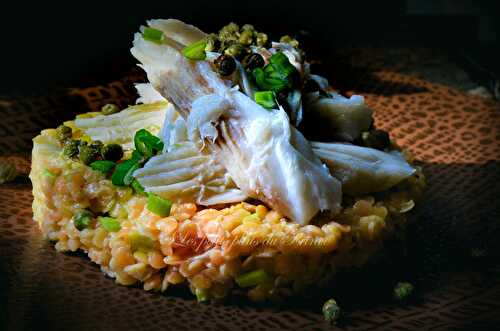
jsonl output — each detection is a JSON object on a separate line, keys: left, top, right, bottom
{"left": 1, "top": 48, "right": 499, "bottom": 331}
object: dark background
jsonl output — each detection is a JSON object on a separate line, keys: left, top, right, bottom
{"left": 0, "top": 0, "right": 499, "bottom": 94}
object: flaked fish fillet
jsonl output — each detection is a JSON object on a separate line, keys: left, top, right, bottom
{"left": 74, "top": 102, "right": 168, "bottom": 149}
{"left": 311, "top": 142, "right": 415, "bottom": 195}
{"left": 134, "top": 141, "right": 247, "bottom": 205}
{"left": 304, "top": 92, "right": 373, "bottom": 142}
{"left": 134, "top": 84, "right": 247, "bottom": 205}
{"left": 131, "top": 19, "right": 342, "bottom": 224}
{"left": 135, "top": 84, "right": 414, "bottom": 201}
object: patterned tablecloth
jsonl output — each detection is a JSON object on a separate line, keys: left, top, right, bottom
{"left": 1, "top": 49, "right": 499, "bottom": 330}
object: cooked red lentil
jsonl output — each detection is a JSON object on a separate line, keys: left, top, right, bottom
{"left": 30, "top": 126, "right": 425, "bottom": 302}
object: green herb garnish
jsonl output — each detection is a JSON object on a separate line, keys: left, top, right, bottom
{"left": 252, "top": 52, "right": 296, "bottom": 92}
{"left": 129, "top": 232, "right": 155, "bottom": 252}
{"left": 131, "top": 179, "right": 147, "bottom": 196}
{"left": 254, "top": 91, "right": 276, "bottom": 109}
{"left": 90, "top": 160, "right": 116, "bottom": 174}
{"left": 99, "top": 216, "right": 121, "bottom": 232}
{"left": 235, "top": 269, "right": 270, "bottom": 288}
{"left": 111, "top": 159, "right": 139, "bottom": 186}
{"left": 42, "top": 169, "right": 56, "bottom": 178}
{"left": 182, "top": 39, "right": 207, "bottom": 60}
{"left": 134, "top": 129, "right": 164, "bottom": 158}
{"left": 142, "top": 27, "right": 165, "bottom": 44}
{"left": 195, "top": 288, "right": 209, "bottom": 302}
{"left": 147, "top": 193, "right": 172, "bottom": 217}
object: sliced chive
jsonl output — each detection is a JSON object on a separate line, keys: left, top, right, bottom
{"left": 90, "top": 160, "right": 116, "bottom": 174}
{"left": 182, "top": 39, "right": 207, "bottom": 60}
{"left": 134, "top": 129, "right": 163, "bottom": 158}
{"left": 128, "top": 232, "right": 155, "bottom": 252}
{"left": 252, "top": 52, "right": 296, "bottom": 92}
{"left": 195, "top": 288, "right": 209, "bottom": 302}
{"left": 99, "top": 216, "right": 121, "bottom": 232}
{"left": 131, "top": 179, "right": 147, "bottom": 196}
{"left": 42, "top": 169, "right": 56, "bottom": 178}
{"left": 111, "top": 159, "right": 139, "bottom": 186}
{"left": 269, "top": 52, "right": 295, "bottom": 76}
{"left": 142, "top": 27, "right": 165, "bottom": 44}
{"left": 147, "top": 193, "right": 172, "bottom": 217}
{"left": 254, "top": 91, "right": 276, "bottom": 109}
{"left": 235, "top": 269, "right": 270, "bottom": 288}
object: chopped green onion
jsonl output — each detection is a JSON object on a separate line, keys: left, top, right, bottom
{"left": 73, "top": 210, "right": 93, "bottom": 231}
{"left": 182, "top": 39, "right": 207, "bottom": 60}
{"left": 99, "top": 216, "right": 121, "bottom": 232}
{"left": 253, "top": 68, "right": 291, "bottom": 92}
{"left": 123, "top": 162, "right": 139, "bottom": 186}
{"left": 90, "top": 160, "right": 115, "bottom": 174}
{"left": 134, "top": 129, "right": 164, "bottom": 158}
{"left": 111, "top": 159, "right": 139, "bottom": 186}
{"left": 128, "top": 231, "right": 155, "bottom": 252}
{"left": 254, "top": 91, "right": 276, "bottom": 109}
{"left": 42, "top": 169, "right": 56, "bottom": 178}
{"left": 235, "top": 269, "right": 270, "bottom": 288}
{"left": 269, "top": 52, "right": 296, "bottom": 76}
{"left": 131, "top": 179, "right": 147, "bottom": 196}
{"left": 142, "top": 27, "right": 165, "bottom": 44}
{"left": 131, "top": 150, "right": 145, "bottom": 163}
{"left": 252, "top": 52, "right": 296, "bottom": 92}
{"left": 195, "top": 288, "right": 209, "bottom": 302}
{"left": 147, "top": 193, "right": 172, "bottom": 217}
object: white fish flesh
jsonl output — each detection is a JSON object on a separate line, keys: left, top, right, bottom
{"left": 134, "top": 84, "right": 247, "bottom": 205}
{"left": 304, "top": 91, "right": 373, "bottom": 142}
{"left": 131, "top": 19, "right": 342, "bottom": 224}
{"left": 311, "top": 142, "right": 415, "bottom": 195}
{"left": 74, "top": 102, "right": 168, "bottom": 149}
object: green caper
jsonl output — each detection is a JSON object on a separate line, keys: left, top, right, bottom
{"left": 221, "top": 22, "right": 239, "bottom": 34}
{"left": 241, "top": 24, "right": 255, "bottom": 32}
{"left": 243, "top": 53, "right": 265, "bottom": 70}
{"left": 214, "top": 55, "right": 236, "bottom": 76}
{"left": 205, "top": 34, "right": 220, "bottom": 52}
{"left": 62, "top": 139, "right": 80, "bottom": 158}
{"left": 322, "top": 298, "right": 341, "bottom": 324}
{"left": 78, "top": 143, "right": 100, "bottom": 165}
{"left": 280, "top": 35, "right": 299, "bottom": 48}
{"left": 90, "top": 140, "right": 104, "bottom": 151}
{"left": 393, "top": 282, "right": 414, "bottom": 301}
{"left": 361, "top": 129, "right": 390, "bottom": 150}
{"left": 101, "top": 103, "right": 119, "bottom": 115}
{"left": 224, "top": 43, "right": 245, "bottom": 59}
{"left": 0, "top": 162, "right": 17, "bottom": 184}
{"left": 101, "top": 144, "right": 124, "bottom": 162}
{"left": 219, "top": 22, "right": 240, "bottom": 43}
{"left": 73, "top": 209, "right": 94, "bottom": 231}
{"left": 239, "top": 30, "right": 253, "bottom": 46}
{"left": 256, "top": 33, "right": 268, "bottom": 47}
{"left": 56, "top": 125, "right": 72, "bottom": 143}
